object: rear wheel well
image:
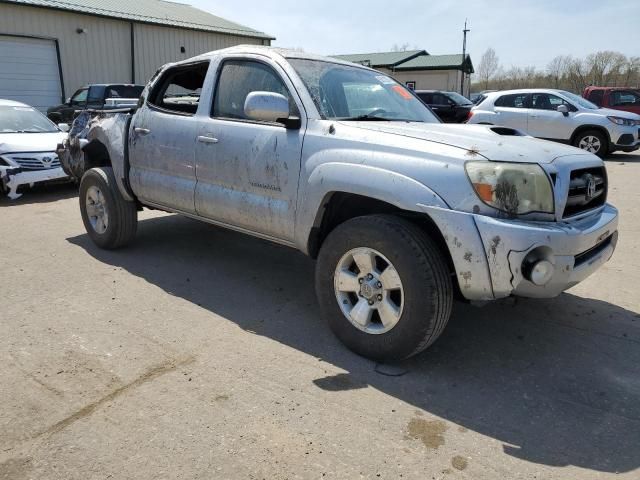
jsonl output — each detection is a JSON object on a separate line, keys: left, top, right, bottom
{"left": 308, "top": 192, "right": 458, "bottom": 293}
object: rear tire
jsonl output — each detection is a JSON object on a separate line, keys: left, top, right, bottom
{"left": 573, "top": 129, "right": 608, "bottom": 158}
{"left": 315, "top": 214, "right": 453, "bottom": 361}
{"left": 79, "top": 167, "right": 137, "bottom": 249}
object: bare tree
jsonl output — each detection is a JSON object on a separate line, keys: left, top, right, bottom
{"left": 585, "top": 51, "right": 627, "bottom": 86}
{"left": 476, "top": 48, "right": 499, "bottom": 90}
{"left": 391, "top": 43, "right": 411, "bottom": 52}
{"left": 547, "top": 55, "right": 571, "bottom": 88}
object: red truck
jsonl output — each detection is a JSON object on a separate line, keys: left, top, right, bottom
{"left": 583, "top": 86, "right": 640, "bottom": 115}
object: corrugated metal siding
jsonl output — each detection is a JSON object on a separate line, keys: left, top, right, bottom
{"left": 0, "top": 3, "right": 131, "bottom": 100}
{"left": 0, "top": 3, "right": 268, "bottom": 106}
{"left": 133, "top": 23, "right": 264, "bottom": 84}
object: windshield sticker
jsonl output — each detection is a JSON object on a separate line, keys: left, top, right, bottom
{"left": 376, "top": 75, "right": 395, "bottom": 85}
{"left": 392, "top": 85, "right": 413, "bottom": 100}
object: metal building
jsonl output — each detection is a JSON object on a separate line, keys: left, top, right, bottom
{"left": 333, "top": 50, "right": 474, "bottom": 97}
{"left": 0, "top": 0, "right": 273, "bottom": 110}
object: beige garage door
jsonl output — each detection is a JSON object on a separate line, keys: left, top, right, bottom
{"left": 0, "top": 35, "right": 62, "bottom": 111}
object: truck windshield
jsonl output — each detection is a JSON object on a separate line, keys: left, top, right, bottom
{"left": 288, "top": 58, "right": 440, "bottom": 122}
{"left": 0, "top": 105, "right": 58, "bottom": 133}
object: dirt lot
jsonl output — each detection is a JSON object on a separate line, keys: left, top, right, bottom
{"left": 1, "top": 152, "right": 639, "bottom": 480}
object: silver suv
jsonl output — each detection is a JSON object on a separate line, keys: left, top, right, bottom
{"left": 468, "top": 89, "right": 640, "bottom": 157}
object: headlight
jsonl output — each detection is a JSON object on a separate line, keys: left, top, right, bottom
{"left": 465, "top": 161, "right": 554, "bottom": 215}
{"left": 607, "top": 116, "right": 637, "bottom": 126}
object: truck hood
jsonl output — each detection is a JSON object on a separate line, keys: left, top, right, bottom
{"left": 340, "top": 122, "right": 590, "bottom": 164}
{"left": 0, "top": 131, "right": 67, "bottom": 154}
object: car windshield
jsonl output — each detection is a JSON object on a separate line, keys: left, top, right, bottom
{"left": 559, "top": 91, "right": 599, "bottom": 110}
{"left": 0, "top": 105, "right": 58, "bottom": 133}
{"left": 288, "top": 58, "right": 440, "bottom": 122}
{"left": 445, "top": 91, "right": 473, "bottom": 105}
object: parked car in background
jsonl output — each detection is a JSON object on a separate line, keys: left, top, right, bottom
{"left": 47, "top": 84, "right": 144, "bottom": 123}
{"left": 468, "top": 89, "right": 640, "bottom": 157}
{"left": 470, "top": 90, "right": 497, "bottom": 105}
{"left": 583, "top": 86, "right": 640, "bottom": 115}
{"left": 66, "top": 46, "right": 618, "bottom": 361}
{"left": 415, "top": 90, "right": 473, "bottom": 123}
{"left": 0, "top": 99, "right": 69, "bottom": 199}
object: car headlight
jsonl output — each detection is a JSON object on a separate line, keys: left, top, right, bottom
{"left": 607, "top": 116, "right": 638, "bottom": 126}
{"left": 465, "top": 161, "right": 554, "bottom": 215}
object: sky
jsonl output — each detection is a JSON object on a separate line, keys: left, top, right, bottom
{"left": 186, "top": 0, "right": 639, "bottom": 71}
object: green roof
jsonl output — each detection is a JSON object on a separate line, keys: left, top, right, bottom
{"left": 394, "top": 54, "right": 474, "bottom": 73}
{"left": 331, "top": 50, "right": 426, "bottom": 67}
{"left": 3, "top": 0, "right": 274, "bottom": 39}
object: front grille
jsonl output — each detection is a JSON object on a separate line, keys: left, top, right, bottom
{"left": 563, "top": 167, "right": 607, "bottom": 218}
{"left": 7, "top": 154, "right": 60, "bottom": 171}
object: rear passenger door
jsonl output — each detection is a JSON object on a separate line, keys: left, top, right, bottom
{"left": 493, "top": 93, "right": 529, "bottom": 132}
{"left": 194, "top": 57, "right": 306, "bottom": 241}
{"left": 129, "top": 61, "right": 209, "bottom": 213}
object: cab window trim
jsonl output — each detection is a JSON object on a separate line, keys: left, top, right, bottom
{"left": 147, "top": 60, "right": 210, "bottom": 117}
{"left": 210, "top": 57, "right": 301, "bottom": 128}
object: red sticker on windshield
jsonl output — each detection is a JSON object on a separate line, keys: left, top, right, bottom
{"left": 392, "top": 85, "right": 413, "bottom": 99}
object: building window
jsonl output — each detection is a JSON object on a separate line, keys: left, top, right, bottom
{"left": 405, "top": 81, "right": 416, "bottom": 90}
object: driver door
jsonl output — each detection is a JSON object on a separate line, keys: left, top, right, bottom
{"left": 527, "top": 93, "right": 574, "bottom": 140}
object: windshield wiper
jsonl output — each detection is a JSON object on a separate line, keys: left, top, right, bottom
{"left": 339, "top": 114, "right": 391, "bottom": 121}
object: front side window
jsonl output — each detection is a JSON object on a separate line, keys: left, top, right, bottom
{"left": 289, "top": 58, "right": 439, "bottom": 122}
{"left": 495, "top": 94, "right": 528, "bottom": 108}
{"left": 212, "top": 60, "right": 297, "bottom": 120}
{"left": 70, "top": 89, "right": 88, "bottom": 105}
{"left": 610, "top": 90, "right": 640, "bottom": 107}
{"left": 0, "top": 105, "right": 58, "bottom": 133}
{"left": 148, "top": 62, "right": 209, "bottom": 115}
{"left": 531, "top": 93, "right": 571, "bottom": 111}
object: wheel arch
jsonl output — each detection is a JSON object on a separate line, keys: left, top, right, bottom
{"left": 570, "top": 124, "right": 611, "bottom": 147}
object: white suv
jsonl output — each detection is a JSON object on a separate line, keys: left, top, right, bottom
{"left": 468, "top": 89, "right": 640, "bottom": 157}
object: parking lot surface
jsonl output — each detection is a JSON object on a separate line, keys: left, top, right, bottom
{"left": 1, "top": 152, "right": 639, "bottom": 479}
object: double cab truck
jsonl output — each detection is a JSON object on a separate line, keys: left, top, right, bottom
{"left": 68, "top": 46, "right": 619, "bottom": 360}
{"left": 583, "top": 86, "right": 640, "bottom": 116}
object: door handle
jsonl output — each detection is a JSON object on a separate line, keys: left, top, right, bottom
{"left": 197, "top": 135, "right": 219, "bottom": 144}
{"left": 134, "top": 127, "right": 150, "bottom": 135}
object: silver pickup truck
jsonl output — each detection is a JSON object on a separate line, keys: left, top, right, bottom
{"left": 68, "top": 46, "right": 619, "bottom": 360}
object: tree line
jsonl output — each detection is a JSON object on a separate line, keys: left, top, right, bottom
{"left": 473, "top": 48, "right": 640, "bottom": 93}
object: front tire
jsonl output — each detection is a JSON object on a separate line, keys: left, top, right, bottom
{"left": 79, "top": 167, "right": 137, "bottom": 249}
{"left": 573, "top": 129, "right": 608, "bottom": 158}
{"left": 315, "top": 215, "right": 453, "bottom": 361}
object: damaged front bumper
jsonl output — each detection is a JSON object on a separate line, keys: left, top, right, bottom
{"left": 420, "top": 203, "right": 619, "bottom": 301}
{"left": 0, "top": 166, "right": 69, "bottom": 199}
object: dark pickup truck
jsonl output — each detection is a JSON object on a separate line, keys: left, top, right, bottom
{"left": 47, "top": 84, "right": 144, "bottom": 123}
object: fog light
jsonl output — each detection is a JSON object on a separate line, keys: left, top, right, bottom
{"left": 527, "top": 260, "right": 554, "bottom": 286}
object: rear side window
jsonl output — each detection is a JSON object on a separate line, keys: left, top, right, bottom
{"left": 417, "top": 93, "right": 433, "bottom": 104}
{"left": 587, "top": 90, "right": 604, "bottom": 107}
{"left": 212, "top": 60, "right": 297, "bottom": 120}
{"left": 107, "top": 85, "right": 144, "bottom": 99}
{"left": 495, "top": 94, "right": 528, "bottom": 108}
{"left": 148, "top": 62, "right": 209, "bottom": 115}
{"left": 610, "top": 90, "right": 640, "bottom": 107}
{"left": 432, "top": 93, "right": 450, "bottom": 105}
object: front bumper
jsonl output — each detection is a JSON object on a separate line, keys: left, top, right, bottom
{"left": 610, "top": 124, "right": 640, "bottom": 151}
{"left": 0, "top": 166, "right": 69, "bottom": 199}
{"left": 419, "top": 203, "right": 618, "bottom": 300}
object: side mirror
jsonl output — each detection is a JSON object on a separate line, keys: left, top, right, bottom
{"left": 557, "top": 104, "right": 569, "bottom": 116}
{"left": 244, "top": 91, "right": 292, "bottom": 125}
{"left": 66, "top": 98, "right": 71, "bottom": 105}
{"left": 58, "top": 123, "right": 70, "bottom": 132}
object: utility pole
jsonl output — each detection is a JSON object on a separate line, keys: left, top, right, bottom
{"left": 461, "top": 19, "right": 470, "bottom": 95}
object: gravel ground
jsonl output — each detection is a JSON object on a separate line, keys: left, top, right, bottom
{"left": 1, "top": 152, "right": 639, "bottom": 479}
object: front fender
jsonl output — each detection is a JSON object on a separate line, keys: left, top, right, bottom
{"left": 294, "top": 162, "right": 449, "bottom": 252}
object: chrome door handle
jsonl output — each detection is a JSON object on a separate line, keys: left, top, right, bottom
{"left": 197, "top": 135, "right": 219, "bottom": 144}
{"left": 134, "top": 127, "right": 150, "bottom": 135}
